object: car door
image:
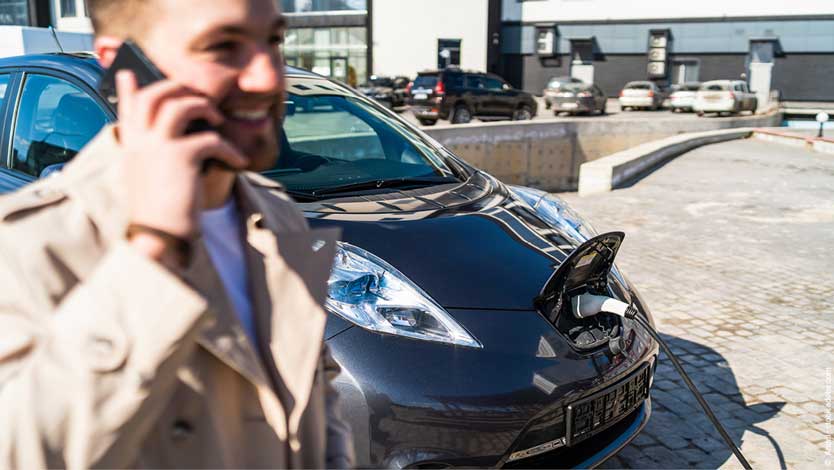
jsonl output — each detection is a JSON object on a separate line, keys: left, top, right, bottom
{"left": 484, "top": 76, "right": 513, "bottom": 117}
{"left": 3, "top": 71, "right": 112, "bottom": 188}
{"left": 463, "top": 74, "right": 488, "bottom": 115}
{"left": 0, "top": 71, "right": 25, "bottom": 193}
{"left": 593, "top": 85, "right": 606, "bottom": 111}
{"left": 739, "top": 82, "right": 754, "bottom": 110}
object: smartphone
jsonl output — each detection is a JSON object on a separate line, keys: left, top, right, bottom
{"left": 99, "top": 40, "right": 225, "bottom": 171}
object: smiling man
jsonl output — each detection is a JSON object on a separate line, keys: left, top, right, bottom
{"left": 0, "top": 0, "right": 353, "bottom": 468}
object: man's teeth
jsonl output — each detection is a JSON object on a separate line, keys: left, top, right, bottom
{"left": 229, "top": 109, "right": 269, "bottom": 120}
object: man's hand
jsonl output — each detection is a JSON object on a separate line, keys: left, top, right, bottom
{"left": 115, "top": 70, "right": 249, "bottom": 263}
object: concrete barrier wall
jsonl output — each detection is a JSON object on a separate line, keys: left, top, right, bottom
{"left": 422, "top": 112, "right": 783, "bottom": 191}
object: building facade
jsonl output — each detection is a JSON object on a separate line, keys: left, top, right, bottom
{"left": 282, "top": 0, "right": 371, "bottom": 86}
{"left": 499, "top": 0, "right": 834, "bottom": 101}
{"left": 372, "top": 0, "right": 491, "bottom": 79}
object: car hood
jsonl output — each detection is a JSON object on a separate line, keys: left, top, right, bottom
{"left": 300, "top": 173, "right": 575, "bottom": 310}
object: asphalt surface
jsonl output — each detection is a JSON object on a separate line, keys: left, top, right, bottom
{"left": 558, "top": 137, "right": 834, "bottom": 469}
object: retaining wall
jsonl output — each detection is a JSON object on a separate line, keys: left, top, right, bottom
{"left": 422, "top": 112, "right": 783, "bottom": 191}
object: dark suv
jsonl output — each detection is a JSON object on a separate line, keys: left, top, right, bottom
{"left": 407, "top": 69, "right": 537, "bottom": 125}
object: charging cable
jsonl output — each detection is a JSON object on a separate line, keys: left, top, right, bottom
{"left": 572, "top": 294, "right": 753, "bottom": 470}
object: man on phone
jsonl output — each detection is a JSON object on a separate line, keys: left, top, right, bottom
{"left": 0, "top": 0, "right": 354, "bottom": 468}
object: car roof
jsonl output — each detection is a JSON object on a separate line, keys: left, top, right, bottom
{"left": 702, "top": 79, "right": 736, "bottom": 85}
{"left": 548, "top": 76, "right": 580, "bottom": 82}
{"left": 0, "top": 52, "right": 320, "bottom": 79}
{"left": 417, "top": 68, "right": 481, "bottom": 76}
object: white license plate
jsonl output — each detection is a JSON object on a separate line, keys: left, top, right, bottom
{"left": 561, "top": 102, "right": 578, "bottom": 109}
{"left": 414, "top": 93, "right": 428, "bottom": 100}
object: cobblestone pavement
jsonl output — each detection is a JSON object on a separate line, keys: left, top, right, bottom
{"left": 558, "top": 137, "right": 834, "bottom": 469}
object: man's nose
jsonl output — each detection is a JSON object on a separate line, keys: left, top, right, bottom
{"left": 238, "top": 46, "right": 282, "bottom": 93}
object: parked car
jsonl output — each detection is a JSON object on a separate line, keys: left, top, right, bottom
{"left": 543, "top": 76, "right": 585, "bottom": 110}
{"left": 550, "top": 83, "right": 607, "bottom": 115}
{"left": 693, "top": 80, "right": 758, "bottom": 116}
{"left": 357, "top": 75, "right": 410, "bottom": 110}
{"left": 408, "top": 68, "right": 537, "bottom": 125}
{"left": 618, "top": 81, "right": 663, "bottom": 111}
{"left": 0, "top": 52, "right": 657, "bottom": 469}
{"left": 668, "top": 82, "right": 701, "bottom": 112}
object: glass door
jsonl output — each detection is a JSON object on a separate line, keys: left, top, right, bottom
{"left": 330, "top": 57, "right": 348, "bottom": 84}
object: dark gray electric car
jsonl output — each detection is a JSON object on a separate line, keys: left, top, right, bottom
{"left": 0, "top": 53, "right": 658, "bottom": 468}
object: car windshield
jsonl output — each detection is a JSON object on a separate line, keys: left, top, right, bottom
{"left": 562, "top": 84, "right": 590, "bottom": 92}
{"left": 367, "top": 77, "right": 394, "bottom": 87}
{"left": 625, "top": 82, "right": 652, "bottom": 90}
{"left": 412, "top": 75, "right": 439, "bottom": 89}
{"left": 268, "top": 76, "right": 460, "bottom": 197}
{"left": 547, "top": 77, "right": 574, "bottom": 88}
{"left": 702, "top": 83, "right": 730, "bottom": 91}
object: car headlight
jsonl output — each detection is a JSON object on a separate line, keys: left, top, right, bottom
{"left": 326, "top": 242, "right": 482, "bottom": 348}
{"left": 509, "top": 186, "right": 598, "bottom": 244}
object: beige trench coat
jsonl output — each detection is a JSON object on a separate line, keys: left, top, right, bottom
{"left": 0, "top": 127, "right": 354, "bottom": 468}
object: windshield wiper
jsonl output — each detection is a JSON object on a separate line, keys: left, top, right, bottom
{"left": 311, "top": 176, "right": 460, "bottom": 197}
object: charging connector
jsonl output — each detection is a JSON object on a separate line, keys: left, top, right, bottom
{"left": 572, "top": 293, "right": 752, "bottom": 470}
{"left": 571, "top": 293, "right": 637, "bottom": 319}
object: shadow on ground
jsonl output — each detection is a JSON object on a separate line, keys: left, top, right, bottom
{"left": 601, "top": 333, "right": 786, "bottom": 469}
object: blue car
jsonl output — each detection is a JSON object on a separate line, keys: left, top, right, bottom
{"left": 0, "top": 52, "right": 658, "bottom": 468}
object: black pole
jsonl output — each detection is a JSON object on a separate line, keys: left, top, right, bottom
{"left": 819, "top": 122, "right": 824, "bottom": 138}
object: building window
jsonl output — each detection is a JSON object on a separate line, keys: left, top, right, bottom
{"left": 671, "top": 59, "right": 700, "bottom": 84}
{"left": 60, "top": 0, "right": 76, "bottom": 17}
{"left": 438, "top": 39, "right": 461, "bottom": 69}
{"left": 282, "top": 0, "right": 367, "bottom": 13}
{"left": 284, "top": 26, "right": 368, "bottom": 86}
{"left": 750, "top": 41, "right": 775, "bottom": 64}
{"left": 570, "top": 40, "right": 594, "bottom": 65}
{"left": 0, "top": 0, "right": 30, "bottom": 25}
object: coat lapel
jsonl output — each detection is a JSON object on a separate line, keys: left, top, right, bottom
{"left": 183, "top": 242, "right": 271, "bottom": 389}
{"left": 66, "top": 127, "right": 272, "bottom": 391}
{"left": 236, "top": 176, "right": 340, "bottom": 435}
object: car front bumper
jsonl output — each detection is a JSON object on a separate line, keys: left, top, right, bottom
{"left": 326, "top": 307, "right": 658, "bottom": 468}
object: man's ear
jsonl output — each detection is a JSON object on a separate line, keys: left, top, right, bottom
{"left": 95, "top": 36, "right": 123, "bottom": 68}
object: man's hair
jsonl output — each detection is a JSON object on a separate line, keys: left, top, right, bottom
{"left": 87, "top": 0, "right": 151, "bottom": 36}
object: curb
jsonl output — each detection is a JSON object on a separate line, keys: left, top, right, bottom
{"left": 752, "top": 128, "right": 834, "bottom": 155}
{"left": 577, "top": 128, "right": 755, "bottom": 196}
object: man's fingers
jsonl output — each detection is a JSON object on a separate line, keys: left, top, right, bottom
{"left": 130, "top": 80, "right": 192, "bottom": 128}
{"left": 115, "top": 70, "right": 138, "bottom": 118}
{"left": 180, "top": 133, "right": 250, "bottom": 170}
{"left": 155, "top": 97, "right": 225, "bottom": 137}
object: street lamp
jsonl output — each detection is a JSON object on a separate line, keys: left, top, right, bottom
{"left": 816, "top": 111, "right": 829, "bottom": 138}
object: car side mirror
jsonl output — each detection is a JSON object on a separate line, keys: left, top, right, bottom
{"left": 503, "top": 83, "right": 511, "bottom": 91}
{"left": 39, "top": 163, "right": 65, "bottom": 179}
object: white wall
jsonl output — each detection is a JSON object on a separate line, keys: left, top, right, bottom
{"left": 0, "top": 26, "right": 94, "bottom": 58}
{"left": 514, "top": 0, "right": 834, "bottom": 22}
{"left": 373, "top": 0, "right": 488, "bottom": 77}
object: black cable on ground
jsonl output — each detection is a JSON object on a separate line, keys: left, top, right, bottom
{"left": 631, "top": 314, "right": 753, "bottom": 470}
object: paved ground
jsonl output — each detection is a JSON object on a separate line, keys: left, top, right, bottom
{"left": 558, "top": 138, "right": 834, "bottom": 469}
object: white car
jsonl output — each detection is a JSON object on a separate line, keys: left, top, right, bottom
{"left": 668, "top": 82, "right": 701, "bottom": 112}
{"left": 694, "top": 80, "right": 758, "bottom": 116}
{"left": 618, "top": 81, "right": 663, "bottom": 111}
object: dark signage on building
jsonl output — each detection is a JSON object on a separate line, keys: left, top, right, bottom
{"left": 647, "top": 29, "right": 671, "bottom": 79}
{"left": 535, "top": 25, "right": 557, "bottom": 56}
